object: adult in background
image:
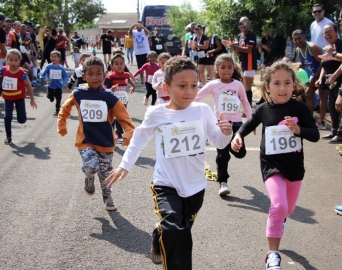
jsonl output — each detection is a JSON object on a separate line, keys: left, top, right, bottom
{"left": 120, "top": 36, "right": 125, "bottom": 48}
{"left": 40, "top": 28, "right": 57, "bottom": 69}
{"left": 124, "top": 34, "right": 134, "bottom": 65}
{"left": 150, "top": 27, "right": 168, "bottom": 55}
{"left": 70, "top": 31, "right": 84, "bottom": 50}
{"left": 129, "top": 21, "right": 150, "bottom": 84}
{"left": 100, "top": 29, "right": 114, "bottom": 66}
{"left": 0, "top": 12, "right": 7, "bottom": 66}
{"left": 0, "top": 19, "right": 15, "bottom": 67}
{"left": 292, "top": 30, "right": 327, "bottom": 129}
{"left": 225, "top": 16, "right": 257, "bottom": 107}
{"left": 55, "top": 29, "right": 69, "bottom": 67}
{"left": 315, "top": 23, "right": 342, "bottom": 143}
{"left": 310, "top": 3, "right": 333, "bottom": 49}
{"left": 183, "top": 23, "right": 196, "bottom": 57}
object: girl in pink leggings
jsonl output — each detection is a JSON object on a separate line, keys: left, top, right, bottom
{"left": 231, "top": 60, "right": 320, "bottom": 270}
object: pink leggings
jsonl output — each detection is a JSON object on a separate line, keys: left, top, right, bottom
{"left": 265, "top": 174, "right": 302, "bottom": 238}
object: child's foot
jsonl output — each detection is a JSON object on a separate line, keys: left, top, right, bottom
{"left": 219, "top": 182, "right": 230, "bottom": 196}
{"left": 265, "top": 251, "right": 281, "bottom": 270}
{"left": 84, "top": 177, "right": 95, "bottom": 196}
{"left": 117, "top": 137, "right": 124, "bottom": 144}
{"left": 103, "top": 195, "right": 117, "bottom": 211}
{"left": 151, "top": 223, "right": 162, "bottom": 264}
{"left": 143, "top": 97, "right": 149, "bottom": 106}
{"left": 4, "top": 137, "right": 12, "bottom": 145}
{"left": 53, "top": 109, "right": 60, "bottom": 116}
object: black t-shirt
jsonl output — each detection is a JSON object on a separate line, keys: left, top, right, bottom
{"left": 237, "top": 99, "right": 319, "bottom": 181}
{"left": 238, "top": 30, "right": 257, "bottom": 71}
{"left": 261, "top": 36, "right": 272, "bottom": 60}
{"left": 43, "top": 36, "right": 56, "bottom": 55}
{"left": 193, "top": 34, "right": 209, "bottom": 55}
{"left": 150, "top": 35, "right": 166, "bottom": 53}
{"left": 101, "top": 34, "right": 114, "bottom": 51}
{"left": 71, "top": 35, "right": 84, "bottom": 48}
{"left": 0, "top": 28, "right": 6, "bottom": 57}
{"left": 321, "top": 38, "right": 342, "bottom": 83}
{"left": 264, "top": 34, "right": 286, "bottom": 66}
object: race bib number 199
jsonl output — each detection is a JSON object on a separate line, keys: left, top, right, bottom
{"left": 218, "top": 95, "right": 241, "bottom": 113}
{"left": 265, "top": 125, "right": 301, "bottom": 155}
{"left": 162, "top": 120, "right": 206, "bottom": 158}
{"left": 80, "top": 100, "right": 107, "bottom": 122}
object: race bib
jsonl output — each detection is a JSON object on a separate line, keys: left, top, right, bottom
{"left": 156, "top": 76, "right": 164, "bottom": 83}
{"left": 265, "top": 125, "right": 302, "bottom": 155}
{"left": 198, "top": 51, "right": 206, "bottom": 58}
{"left": 218, "top": 95, "right": 241, "bottom": 113}
{"left": 2, "top": 76, "right": 18, "bottom": 91}
{"left": 79, "top": 83, "right": 88, "bottom": 88}
{"left": 80, "top": 100, "right": 108, "bottom": 122}
{"left": 162, "top": 119, "right": 205, "bottom": 158}
{"left": 75, "top": 69, "right": 83, "bottom": 77}
{"left": 114, "top": 91, "right": 129, "bottom": 104}
{"left": 156, "top": 44, "right": 163, "bottom": 50}
{"left": 50, "top": 70, "right": 62, "bottom": 79}
{"left": 147, "top": 75, "right": 153, "bottom": 84}
{"left": 19, "top": 45, "right": 26, "bottom": 54}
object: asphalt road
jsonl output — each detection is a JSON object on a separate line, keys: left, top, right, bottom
{"left": 0, "top": 52, "right": 341, "bottom": 270}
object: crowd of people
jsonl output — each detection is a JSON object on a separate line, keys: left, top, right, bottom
{"left": 1, "top": 4, "right": 342, "bottom": 270}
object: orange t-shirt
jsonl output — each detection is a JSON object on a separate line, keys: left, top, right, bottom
{"left": 0, "top": 32, "right": 16, "bottom": 59}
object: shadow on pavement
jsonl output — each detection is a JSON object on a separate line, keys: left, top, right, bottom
{"left": 91, "top": 214, "right": 151, "bottom": 257}
{"left": 10, "top": 142, "right": 51, "bottom": 160}
{"left": 281, "top": 249, "right": 318, "bottom": 270}
{"left": 114, "top": 147, "right": 155, "bottom": 168}
{"left": 223, "top": 186, "right": 317, "bottom": 224}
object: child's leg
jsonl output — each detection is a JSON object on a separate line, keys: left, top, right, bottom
{"left": 79, "top": 147, "right": 99, "bottom": 192}
{"left": 54, "top": 88, "right": 62, "bottom": 113}
{"left": 145, "top": 82, "right": 157, "bottom": 105}
{"left": 4, "top": 100, "right": 15, "bottom": 139}
{"left": 216, "top": 144, "right": 231, "bottom": 183}
{"left": 115, "top": 120, "right": 124, "bottom": 136}
{"left": 229, "top": 123, "right": 247, "bottom": 158}
{"left": 264, "top": 174, "right": 302, "bottom": 251}
{"left": 15, "top": 99, "right": 27, "bottom": 124}
{"left": 97, "top": 151, "right": 114, "bottom": 198}
{"left": 150, "top": 184, "right": 204, "bottom": 269}
{"left": 47, "top": 88, "right": 54, "bottom": 102}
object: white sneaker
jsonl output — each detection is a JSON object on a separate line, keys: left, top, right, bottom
{"left": 143, "top": 97, "right": 149, "bottom": 106}
{"left": 197, "top": 82, "right": 203, "bottom": 88}
{"left": 219, "top": 182, "right": 230, "bottom": 196}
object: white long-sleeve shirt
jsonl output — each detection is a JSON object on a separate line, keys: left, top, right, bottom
{"left": 152, "top": 69, "right": 169, "bottom": 98}
{"left": 119, "top": 103, "right": 232, "bottom": 197}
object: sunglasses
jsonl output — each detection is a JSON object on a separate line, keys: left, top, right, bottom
{"left": 239, "top": 21, "right": 249, "bottom": 26}
{"left": 312, "top": 10, "right": 322, "bottom": 14}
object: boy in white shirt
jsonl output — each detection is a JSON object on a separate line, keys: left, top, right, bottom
{"left": 105, "top": 56, "right": 232, "bottom": 269}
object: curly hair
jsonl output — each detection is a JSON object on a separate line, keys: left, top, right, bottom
{"left": 82, "top": 56, "right": 104, "bottom": 73}
{"left": 110, "top": 53, "right": 125, "bottom": 65}
{"left": 158, "top": 52, "right": 171, "bottom": 61}
{"left": 261, "top": 60, "right": 305, "bottom": 103}
{"left": 164, "top": 56, "right": 198, "bottom": 85}
{"left": 214, "top": 53, "right": 243, "bottom": 82}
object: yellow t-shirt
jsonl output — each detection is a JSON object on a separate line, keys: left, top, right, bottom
{"left": 125, "top": 35, "right": 133, "bottom": 48}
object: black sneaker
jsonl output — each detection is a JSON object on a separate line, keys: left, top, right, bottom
{"left": 84, "top": 177, "right": 95, "bottom": 196}
{"left": 265, "top": 251, "right": 281, "bottom": 270}
{"left": 151, "top": 223, "right": 162, "bottom": 264}
{"left": 4, "top": 137, "right": 12, "bottom": 145}
{"left": 46, "top": 91, "right": 54, "bottom": 102}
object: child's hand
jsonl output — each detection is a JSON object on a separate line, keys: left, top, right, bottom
{"left": 105, "top": 168, "right": 128, "bottom": 187}
{"left": 231, "top": 134, "right": 243, "bottom": 152}
{"left": 284, "top": 116, "right": 301, "bottom": 135}
{"left": 58, "top": 129, "right": 67, "bottom": 136}
{"left": 111, "top": 84, "right": 119, "bottom": 91}
{"left": 63, "top": 84, "right": 67, "bottom": 88}
{"left": 30, "top": 99, "right": 37, "bottom": 109}
{"left": 216, "top": 113, "right": 232, "bottom": 136}
{"left": 129, "top": 86, "right": 135, "bottom": 94}
{"left": 67, "top": 88, "right": 72, "bottom": 93}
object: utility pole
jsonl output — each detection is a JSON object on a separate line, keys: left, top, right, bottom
{"left": 137, "top": 0, "right": 140, "bottom": 21}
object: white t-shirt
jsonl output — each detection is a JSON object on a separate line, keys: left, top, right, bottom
{"left": 119, "top": 103, "right": 232, "bottom": 197}
{"left": 132, "top": 29, "right": 150, "bottom": 55}
{"left": 310, "top": 17, "right": 333, "bottom": 48}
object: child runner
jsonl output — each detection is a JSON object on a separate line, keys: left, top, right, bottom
{"left": 92, "top": 46, "right": 96, "bottom": 56}
{"left": 72, "top": 47, "right": 81, "bottom": 68}
{"left": 152, "top": 52, "right": 171, "bottom": 104}
{"left": 105, "top": 56, "right": 233, "bottom": 269}
{"left": 40, "top": 50, "right": 68, "bottom": 115}
{"left": 103, "top": 53, "right": 136, "bottom": 143}
{"left": 195, "top": 53, "right": 253, "bottom": 196}
{"left": 57, "top": 56, "right": 135, "bottom": 211}
{"left": 67, "top": 53, "right": 92, "bottom": 92}
{"left": 133, "top": 51, "right": 159, "bottom": 106}
{"left": 0, "top": 49, "right": 37, "bottom": 144}
{"left": 231, "top": 60, "right": 320, "bottom": 270}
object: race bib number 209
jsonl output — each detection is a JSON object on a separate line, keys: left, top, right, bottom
{"left": 80, "top": 100, "right": 108, "bottom": 122}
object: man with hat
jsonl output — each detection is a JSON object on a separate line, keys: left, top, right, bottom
{"left": 100, "top": 29, "right": 114, "bottom": 66}
{"left": 0, "top": 12, "right": 7, "bottom": 66}
{"left": 183, "top": 22, "right": 196, "bottom": 57}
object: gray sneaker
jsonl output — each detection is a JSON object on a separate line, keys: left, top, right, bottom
{"left": 316, "top": 120, "right": 328, "bottom": 130}
{"left": 84, "top": 177, "right": 95, "bottom": 196}
{"left": 103, "top": 195, "right": 117, "bottom": 211}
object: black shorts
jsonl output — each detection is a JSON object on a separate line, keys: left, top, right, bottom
{"left": 103, "top": 48, "right": 112, "bottom": 55}
{"left": 57, "top": 48, "right": 66, "bottom": 61}
{"left": 136, "top": 54, "right": 148, "bottom": 69}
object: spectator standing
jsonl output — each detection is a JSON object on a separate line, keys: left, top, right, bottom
{"left": 120, "top": 36, "right": 125, "bottom": 48}
{"left": 310, "top": 3, "right": 333, "bottom": 49}
{"left": 129, "top": 21, "right": 150, "bottom": 84}
{"left": 55, "top": 29, "right": 69, "bottom": 67}
{"left": 124, "top": 34, "right": 134, "bottom": 65}
{"left": 100, "top": 29, "right": 114, "bottom": 67}
{"left": 183, "top": 23, "right": 196, "bottom": 57}
{"left": 0, "top": 12, "right": 7, "bottom": 66}
{"left": 150, "top": 27, "right": 168, "bottom": 55}
{"left": 70, "top": 31, "right": 84, "bottom": 50}
{"left": 40, "top": 28, "right": 56, "bottom": 69}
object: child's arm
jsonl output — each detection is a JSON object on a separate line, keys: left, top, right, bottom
{"left": 152, "top": 73, "right": 161, "bottom": 90}
{"left": 194, "top": 82, "right": 212, "bottom": 102}
{"left": 57, "top": 93, "right": 77, "bottom": 136}
{"left": 103, "top": 77, "right": 118, "bottom": 91}
{"left": 133, "top": 63, "right": 147, "bottom": 77}
{"left": 23, "top": 78, "right": 37, "bottom": 109}
{"left": 239, "top": 85, "right": 253, "bottom": 119}
{"left": 67, "top": 71, "right": 77, "bottom": 92}
{"left": 128, "top": 79, "right": 136, "bottom": 93}
{"left": 40, "top": 66, "right": 49, "bottom": 82}
{"left": 62, "top": 68, "right": 68, "bottom": 88}
{"left": 129, "top": 72, "right": 138, "bottom": 85}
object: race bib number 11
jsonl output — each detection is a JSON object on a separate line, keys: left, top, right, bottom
{"left": 162, "top": 120, "right": 206, "bottom": 158}
{"left": 265, "top": 125, "right": 301, "bottom": 155}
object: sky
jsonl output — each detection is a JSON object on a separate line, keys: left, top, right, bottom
{"left": 102, "top": 0, "right": 202, "bottom": 13}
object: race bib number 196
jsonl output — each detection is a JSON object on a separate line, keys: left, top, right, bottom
{"left": 80, "top": 100, "right": 107, "bottom": 122}
{"left": 162, "top": 120, "right": 206, "bottom": 158}
{"left": 265, "top": 125, "right": 301, "bottom": 155}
